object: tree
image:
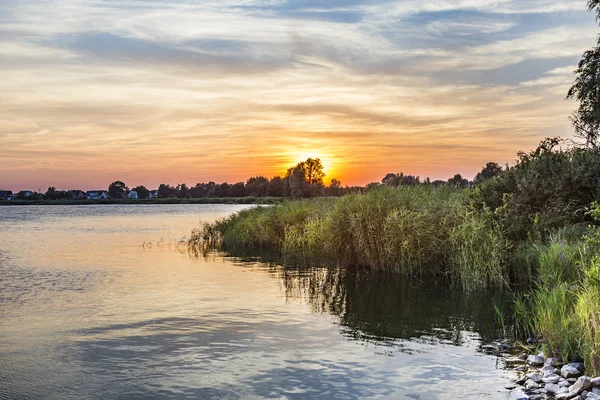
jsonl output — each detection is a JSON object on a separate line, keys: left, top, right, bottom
{"left": 133, "top": 185, "right": 150, "bottom": 199}
{"left": 447, "top": 174, "right": 469, "bottom": 188}
{"left": 246, "top": 176, "right": 269, "bottom": 197}
{"left": 382, "top": 173, "right": 400, "bottom": 187}
{"left": 567, "top": 1, "right": 600, "bottom": 152}
{"left": 108, "top": 181, "right": 128, "bottom": 199}
{"left": 158, "top": 183, "right": 176, "bottom": 198}
{"left": 267, "top": 176, "right": 285, "bottom": 197}
{"left": 474, "top": 162, "right": 503, "bottom": 184}
{"left": 285, "top": 158, "right": 326, "bottom": 198}
{"left": 215, "top": 182, "right": 230, "bottom": 197}
{"left": 229, "top": 182, "right": 246, "bottom": 197}
{"left": 45, "top": 186, "right": 56, "bottom": 199}
{"left": 303, "top": 158, "right": 325, "bottom": 185}
{"left": 176, "top": 183, "right": 189, "bottom": 198}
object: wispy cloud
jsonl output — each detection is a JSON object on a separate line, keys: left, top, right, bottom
{"left": 0, "top": 0, "right": 597, "bottom": 189}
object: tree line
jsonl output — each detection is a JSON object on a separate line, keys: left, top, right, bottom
{"left": 6, "top": 158, "right": 506, "bottom": 201}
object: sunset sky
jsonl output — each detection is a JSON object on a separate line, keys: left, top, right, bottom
{"left": 1, "top": 0, "right": 599, "bottom": 190}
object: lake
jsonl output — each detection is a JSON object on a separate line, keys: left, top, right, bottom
{"left": 0, "top": 204, "right": 517, "bottom": 399}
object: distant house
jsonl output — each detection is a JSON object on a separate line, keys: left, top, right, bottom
{"left": 0, "top": 190, "right": 13, "bottom": 200}
{"left": 20, "top": 191, "right": 33, "bottom": 198}
{"left": 68, "top": 190, "right": 86, "bottom": 200}
{"left": 148, "top": 190, "right": 159, "bottom": 199}
{"left": 127, "top": 190, "right": 138, "bottom": 199}
{"left": 86, "top": 190, "right": 108, "bottom": 200}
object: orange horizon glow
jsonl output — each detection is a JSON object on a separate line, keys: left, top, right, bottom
{"left": 1, "top": 1, "right": 598, "bottom": 192}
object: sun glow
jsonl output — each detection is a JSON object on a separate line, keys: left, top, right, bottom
{"left": 282, "top": 151, "right": 342, "bottom": 184}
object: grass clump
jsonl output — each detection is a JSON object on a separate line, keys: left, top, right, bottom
{"left": 192, "top": 185, "right": 510, "bottom": 291}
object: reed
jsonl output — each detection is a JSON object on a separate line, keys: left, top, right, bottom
{"left": 191, "top": 186, "right": 511, "bottom": 291}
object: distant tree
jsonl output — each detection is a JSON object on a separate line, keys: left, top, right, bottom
{"left": 474, "top": 162, "right": 503, "bottom": 184}
{"left": 326, "top": 178, "right": 343, "bottom": 196}
{"left": 108, "top": 181, "right": 128, "bottom": 199}
{"left": 303, "top": 158, "right": 325, "bottom": 185}
{"left": 215, "top": 182, "right": 230, "bottom": 197}
{"left": 229, "top": 182, "right": 246, "bottom": 197}
{"left": 45, "top": 186, "right": 56, "bottom": 199}
{"left": 382, "top": 173, "right": 400, "bottom": 186}
{"left": 431, "top": 180, "right": 446, "bottom": 186}
{"left": 133, "top": 185, "right": 150, "bottom": 199}
{"left": 447, "top": 174, "right": 469, "bottom": 188}
{"left": 176, "top": 183, "right": 189, "bottom": 198}
{"left": 246, "top": 176, "right": 269, "bottom": 197}
{"left": 287, "top": 165, "right": 306, "bottom": 198}
{"left": 158, "top": 183, "right": 176, "bottom": 198}
{"left": 285, "top": 158, "right": 326, "bottom": 198}
{"left": 267, "top": 176, "right": 285, "bottom": 197}
{"left": 567, "top": 1, "right": 600, "bottom": 152}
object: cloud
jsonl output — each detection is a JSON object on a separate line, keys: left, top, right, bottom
{"left": 0, "top": 0, "right": 598, "bottom": 189}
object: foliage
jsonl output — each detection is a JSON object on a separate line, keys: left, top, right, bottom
{"left": 192, "top": 186, "right": 513, "bottom": 291}
{"left": 108, "top": 181, "right": 129, "bottom": 199}
{"left": 472, "top": 138, "right": 600, "bottom": 240}
{"left": 132, "top": 185, "right": 150, "bottom": 199}
{"left": 567, "top": 1, "right": 600, "bottom": 152}
{"left": 474, "top": 162, "right": 503, "bottom": 184}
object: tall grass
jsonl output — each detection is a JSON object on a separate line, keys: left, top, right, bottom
{"left": 512, "top": 226, "right": 600, "bottom": 374}
{"left": 191, "top": 186, "right": 511, "bottom": 291}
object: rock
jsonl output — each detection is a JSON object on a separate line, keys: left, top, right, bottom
{"left": 563, "top": 365, "right": 584, "bottom": 379}
{"left": 570, "top": 376, "right": 592, "bottom": 396}
{"left": 582, "top": 390, "right": 589, "bottom": 398}
{"left": 530, "top": 372, "right": 544, "bottom": 383}
{"left": 592, "top": 378, "right": 600, "bottom": 387}
{"left": 592, "top": 387, "right": 600, "bottom": 395}
{"left": 516, "top": 366, "right": 527, "bottom": 372}
{"left": 587, "top": 393, "right": 600, "bottom": 400}
{"left": 517, "top": 375, "right": 528, "bottom": 385}
{"left": 559, "top": 379, "right": 571, "bottom": 387}
{"left": 571, "top": 363, "right": 586, "bottom": 373}
{"left": 543, "top": 374, "right": 561, "bottom": 384}
{"left": 546, "top": 383, "right": 561, "bottom": 394}
{"left": 505, "top": 384, "right": 517, "bottom": 390}
{"left": 528, "top": 355, "right": 545, "bottom": 367}
{"left": 556, "top": 391, "right": 578, "bottom": 399}
{"left": 546, "top": 357, "right": 564, "bottom": 366}
{"left": 525, "top": 379, "right": 541, "bottom": 390}
{"left": 571, "top": 379, "right": 581, "bottom": 384}
{"left": 519, "top": 352, "right": 529, "bottom": 361}
{"left": 542, "top": 364, "right": 559, "bottom": 375}
{"left": 529, "top": 395, "right": 548, "bottom": 400}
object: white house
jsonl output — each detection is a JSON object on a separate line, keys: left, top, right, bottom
{"left": 127, "top": 190, "right": 138, "bottom": 199}
{"left": 86, "top": 190, "right": 108, "bottom": 200}
{"left": 148, "top": 190, "right": 159, "bottom": 199}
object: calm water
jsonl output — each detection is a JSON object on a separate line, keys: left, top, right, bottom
{"left": 0, "top": 205, "right": 516, "bottom": 399}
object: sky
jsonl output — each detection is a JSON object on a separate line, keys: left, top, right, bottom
{"left": 1, "top": 0, "right": 599, "bottom": 191}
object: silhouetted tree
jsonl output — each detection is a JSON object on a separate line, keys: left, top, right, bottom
{"left": 474, "top": 162, "right": 503, "bottom": 184}
{"left": 229, "top": 182, "right": 246, "bottom": 197}
{"left": 215, "top": 182, "right": 230, "bottom": 197}
{"left": 267, "top": 176, "right": 285, "bottom": 197}
{"left": 246, "top": 176, "right": 269, "bottom": 197}
{"left": 158, "top": 183, "right": 177, "bottom": 198}
{"left": 567, "top": 1, "right": 600, "bottom": 152}
{"left": 133, "top": 185, "right": 150, "bottom": 199}
{"left": 108, "top": 181, "right": 128, "bottom": 199}
{"left": 447, "top": 174, "right": 469, "bottom": 188}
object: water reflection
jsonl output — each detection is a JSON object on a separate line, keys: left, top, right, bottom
{"left": 0, "top": 205, "right": 513, "bottom": 400}
{"left": 272, "top": 266, "right": 507, "bottom": 349}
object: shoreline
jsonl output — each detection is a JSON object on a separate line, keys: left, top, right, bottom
{"left": 0, "top": 197, "right": 286, "bottom": 206}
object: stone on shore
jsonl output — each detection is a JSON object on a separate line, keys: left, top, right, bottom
{"left": 543, "top": 374, "right": 561, "bottom": 384}
{"left": 545, "top": 383, "right": 560, "bottom": 394}
{"left": 562, "top": 365, "right": 583, "bottom": 379}
{"left": 525, "top": 379, "right": 541, "bottom": 390}
{"left": 569, "top": 376, "right": 592, "bottom": 396}
{"left": 528, "top": 355, "right": 545, "bottom": 367}
{"left": 529, "top": 372, "right": 544, "bottom": 383}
